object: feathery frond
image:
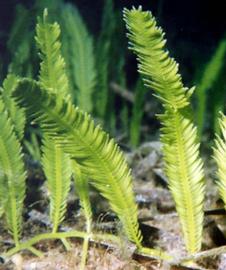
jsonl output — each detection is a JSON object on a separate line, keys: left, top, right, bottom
{"left": 0, "top": 74, "right": 26, "bottom": 140}
{"left": 124, "top": 7, "right": 205, "bottom": 253}
{"left": 73, "top": 161, "right": 92, "bottom": 270}
{"left": 14, "top": 79, "right": 142, "bottom": 247}
{"left": 124, "top": 7, "right": 194, "bottom": 110}
{"left": 61, "top": 4, "right": 96, "bottom": 112}
{"left": 36, "top": 9, "right": 69, "bottom": 96}
{"left": 159, "top": 109, "right": 205, "bottom": 253}
{"left": 214, "top": 113, "right": 226, "bottom": 206}
{"left": 42, "top": 138, "right": 72, "bottom": 232}
{"left": 0, "top": 98, "right": 26, "bottom": 245}
{"left": 72, "top": 161, "right": 92, "bottom": 233}
{"left": 36, "top": 10, "right": 72, "bottom": 232}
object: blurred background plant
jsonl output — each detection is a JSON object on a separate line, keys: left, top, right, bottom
{"left": 0, "top": 0, "right": 225, "bottom": 157}
{"left": 195, "top": 38, "right": 226, "bottom": 139}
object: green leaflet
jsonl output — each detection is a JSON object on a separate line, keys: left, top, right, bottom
{"left": 36, "top": 10, "right": 72, "bottom": 232}
{"left": 124, "top": 7, "right": 205, "bottom": 253}
{"left": 14, "top": 79, "right": 142, "bottom": 247}
{"left": 0, "top": 98, "right": 26, "bottom": 245}
{"left": 61, "top": 4, "right": 96, "bottom": 112}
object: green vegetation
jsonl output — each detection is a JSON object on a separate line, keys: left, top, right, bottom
{"left": 1, "top": 10, "right": 165, "bottom": 268}
{"left": 124, "top": 7, "right": 205, "bottom": 253}
{"left": 61, "top": 4, "right": 96, "bottom": 111}
{"left": 36, "top": 11, "right": 73, "bottom": 241}
{"left": 196, "top": 38, "right": 226, "bottom": 136}
{"left": 0, "top": 3, "right": 226, "bottom": 269}
{"left": 0, "top": 75, "right": 26, "bottom": 246}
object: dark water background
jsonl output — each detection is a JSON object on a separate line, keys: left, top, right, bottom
{"left": 0, "top": 0, "right": 225, "bottom": 84}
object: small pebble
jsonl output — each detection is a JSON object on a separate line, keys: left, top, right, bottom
{"left": 11, "top": 254, "right": 23, "bottom": 270}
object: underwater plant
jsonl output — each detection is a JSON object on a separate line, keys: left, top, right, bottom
{"left": 61, "top": 3, "right": 96, "bottom": 112}
{"left": 7, "top": 0, "right": 144, "bottom": 140}
{"left": 124, "top": 6, "right": 205, "bottom": 254}
{"left": 14, "top": 78, "right": 143, "bottom": 247}
{"left": 2, "top": 10, "right": 166, "bottom": 268}
{"left": 36, "top": 10, "right": 73, "bottom": 239}
{"left": 0, "top": 75, "right": 26, "bottom": 247}
{"left": 1, "top": 4, "right": 226, "bottom": 270}
{"left": 36, "top": 10, "right": 94, "bottom": 265}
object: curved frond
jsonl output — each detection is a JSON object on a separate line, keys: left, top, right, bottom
{"left": 0, "top": 98, "right": 26, "bottom": 245}
{"left": 124, "top": 7, "right": 205, "bottom": 253}
{"left": 14, "top": 79, "right": 142, "bottom": 247}
{"left": 214, "top": 113, "right": 226, "bottom": 206}
{"left": 124, "top": 7, "right": 193, "bottom": 110}
{"left": 61, "top": 4, "right": 96, "bottom": 112}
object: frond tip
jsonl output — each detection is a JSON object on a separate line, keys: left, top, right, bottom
{"left": 35, "top": 9, "right": 69, "bottom": 96}
{"left": 123, "top": 7, "right": 193, "bottom": 110}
